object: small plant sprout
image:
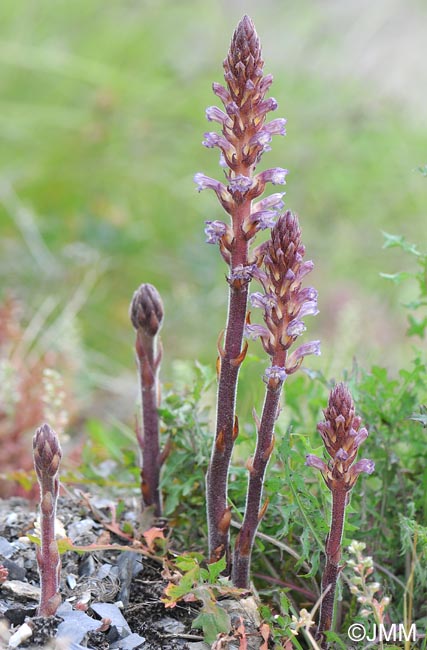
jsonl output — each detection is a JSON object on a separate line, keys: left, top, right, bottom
{"left": 195, "top": 14, "right": 289, "bottom": 567}
{"left": 33, "top": 423, "right": 62, "bottom": 616}
{"left": 232, "top": 211, "right": 320, "bottom": 588}
{"left": 306, "top": 384, "right": 375, "bottom": 645}
{"left": 130, "top": 283, "right": 165, "bottom": 517}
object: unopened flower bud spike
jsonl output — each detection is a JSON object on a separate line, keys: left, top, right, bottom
{"left": 33, "top": 423, "right": 62, "bottom": 617}
{"left": 130, "top": 283, "right": 165, "bottom": 517}
{"left": 195, "top": 14, "right": 289, "bottom": 569}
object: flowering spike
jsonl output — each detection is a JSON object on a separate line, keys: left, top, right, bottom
{"left": 233, "top": 210, "right": 319, "bottom": 589}
{"left": 198, "top": 15, "right": 290, "bottom": 574}
{"left": 308, "top": 384, "right": 374, "bottom": 642}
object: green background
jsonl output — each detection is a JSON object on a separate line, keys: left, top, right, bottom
{"left": 1, "top": 0, "right": 426, "bottom": 417}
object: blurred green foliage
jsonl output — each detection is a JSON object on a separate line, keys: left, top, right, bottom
{"left": 0, "top": 0, "right": 426, "bottom": 409}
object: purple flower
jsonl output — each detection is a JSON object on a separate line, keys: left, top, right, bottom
{"left": 249, "top": 292, "right": 269, "bottom": 309}
{"left": 249, "top": 210, "right": 277, "bottom": 230}
{"left": 194, "top": 173, "right": 225, "bottom": 194}
{"left": 335, "top": 448, "right": 349, "bottom": 461}
{"left": 295, "top": 261, "right": 315, "bottom": 282}
{"left": 352, "top": 427, "right": 369, "bottom": 447}
{"left": 194, "top": 173, "right": 234, "bottom": 214}
{"left": 228, "top": 174, "right": 253, "bottom": 195}
{"left": 244, "top": 323, "right": 269, "bottom": 340}
{"left": 212, "top": 82, "right": 231, "bottom": 106}
{"left": 206, "top": 106, "right": 231, "bottom": 127}
{"left": 250, "top": 131, "right": 273, "bottom": 152}
{"left": 286, "top": 340, "right": 321, "bottom": 370}
{"left": 204, "top": 220, "right": 228, "bottom": 244}
{"left": 286, "top": 319, "right": 306, "bottom": 337}
{"left": 254, "top": 97, "right": 278, "bottom": 118}
{"left": 298, "top": 299, "right": 319, "bottom": 319}
{"left": 202, "top": 132, "right": 235, "bottom": 158}
{"left": 256, "top": 167, "right": 289, "bottom": 186}
{"left": 259, "top": 74, "right": 274, "bottom": 95}
{"left": 297, "top": 287, "right": 318, "bottom": 303}
{"left": 264, "top": 118, "right": 287, "bottom": 136}
{"left": 305, "top": 454, "right": 328, "bottom": 473}
{"left": 349, "top": 459, "right": 375, "bottom": 478}
{"left": 253, "top": 193, "right": 286, "bottom": 212}
{"left": 264, "top": 365, "right": 287, "bottom": 383}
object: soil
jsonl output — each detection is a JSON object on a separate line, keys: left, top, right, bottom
{"left": 0, "top": 495, "right": 266, "bottom": 650}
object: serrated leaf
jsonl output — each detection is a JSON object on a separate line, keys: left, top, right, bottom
{"left": 382, "top": 232, "right": 420, "bottom": 256}
{"left": 192, "top": 604, "right": 231, "bottom": 644}
{"left": 163, "top": 566, "right": 200, "bottom": 605}
{"left": 207, "top": 555, "right": 226, "bottom": 583}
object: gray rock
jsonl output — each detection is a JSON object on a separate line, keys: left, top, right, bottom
{"left": 110, "top": 632, "right": 146, "bottom": 649}
{"left": 67, "top": 518, "right": 95, "bottom": 541}
{"left": 56, "top": 606, "right": 101, "bottom": 644}
{"left": 1, "top": 558, "right": 25, "bottom": 581}
{"left": 116, "top": 551, "right": 142, "bottom": 606}
{"left": 91, "top": 601, "right": 131, "bottom": 634}
{"left": 1, "top": 579, "right": 40, "bottom": 601}
{"left": 4, "top": 603, "right": 37, "bottom": 625}
{"left": 0, "top": 536, "right": 16, "bottom": 558}
{"left": 218, "top": 596, "right": 261, "bottom": 628}
{"left": 66, "top": 574, "right": 77, "bottom": 590}
{"left": 158, "top": 617, "right": 186, "bottom": 634}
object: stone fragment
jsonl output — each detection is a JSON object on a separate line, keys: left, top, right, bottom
{"left": 1, "top": 580, "right": 40, "bottom": 601}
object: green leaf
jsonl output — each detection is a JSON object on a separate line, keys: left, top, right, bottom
{"left": 163, "top": 566, "right": 200, "bottom": 603}
{"left": 207, "top": 555, "right": 226, "bottom": 583}
{"left": 192, "top": 604, "right": 231, "bottom": 644}
{"left": 379, "top": 271, "right": 413, "bottom": 284}
{"left": 407, "top": 314, "right": 427, "bottom": 338}
{"left": 382, "top": 232, "right": 420, "bottom": 256}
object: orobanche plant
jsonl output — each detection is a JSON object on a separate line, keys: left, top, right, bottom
{"left": 21, "top": 15, "right": 381, "bottom": 650}
{"left": 195, "top": 15, "right": 319, "bottom": 583}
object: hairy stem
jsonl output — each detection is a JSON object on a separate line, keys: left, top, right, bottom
{"left": 136, "top": 330, "right": 162, "bottom": 517}
{"left": 232, "top": 354, "right": 285, "bottom": 587}
{"left": 207, "top": 229, "right": 250, "bottom": 567}
{"left": 318, "top": 487, "right": 347, "bottom": 645}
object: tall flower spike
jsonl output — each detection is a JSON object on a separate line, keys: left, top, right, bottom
{"left": 306, "top": 384, "right": 374, "bottom": 646}
{"left": 197, "top": 15, "right": 288, "bottom": 569}
{"left": 130, "top": 283, "right": 165, "bottom": 517}
{"left": 33, "top": 423, "right": 62, "bottom": 617}
{"left": 232, "top": 211, "right": 319, "bottom": 588}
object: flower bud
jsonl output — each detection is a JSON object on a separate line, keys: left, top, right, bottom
{"left": 130, "top": 283, "right": 164, "bottom": 337}
{"left": 33, "top": 423, "right": 62, "bottom": 479}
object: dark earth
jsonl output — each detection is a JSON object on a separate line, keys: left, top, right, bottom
{"left": 0, "top": 496, "right": 267, "bottom": 650}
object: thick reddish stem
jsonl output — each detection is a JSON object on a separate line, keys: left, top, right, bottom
{"left": 136, "top": 330, "right": 162, "bottom": 517}
{"left": 130, "top": 283, "right": 164, "bottom": 518}
{"left": 207, "top": 224, "right": 250, "bottom": 567}
{"left": 318, "top": 487, "right": 347, "bottom": 645}
{"left": 232, "top": 380, "right": 283, "bottom": 587}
